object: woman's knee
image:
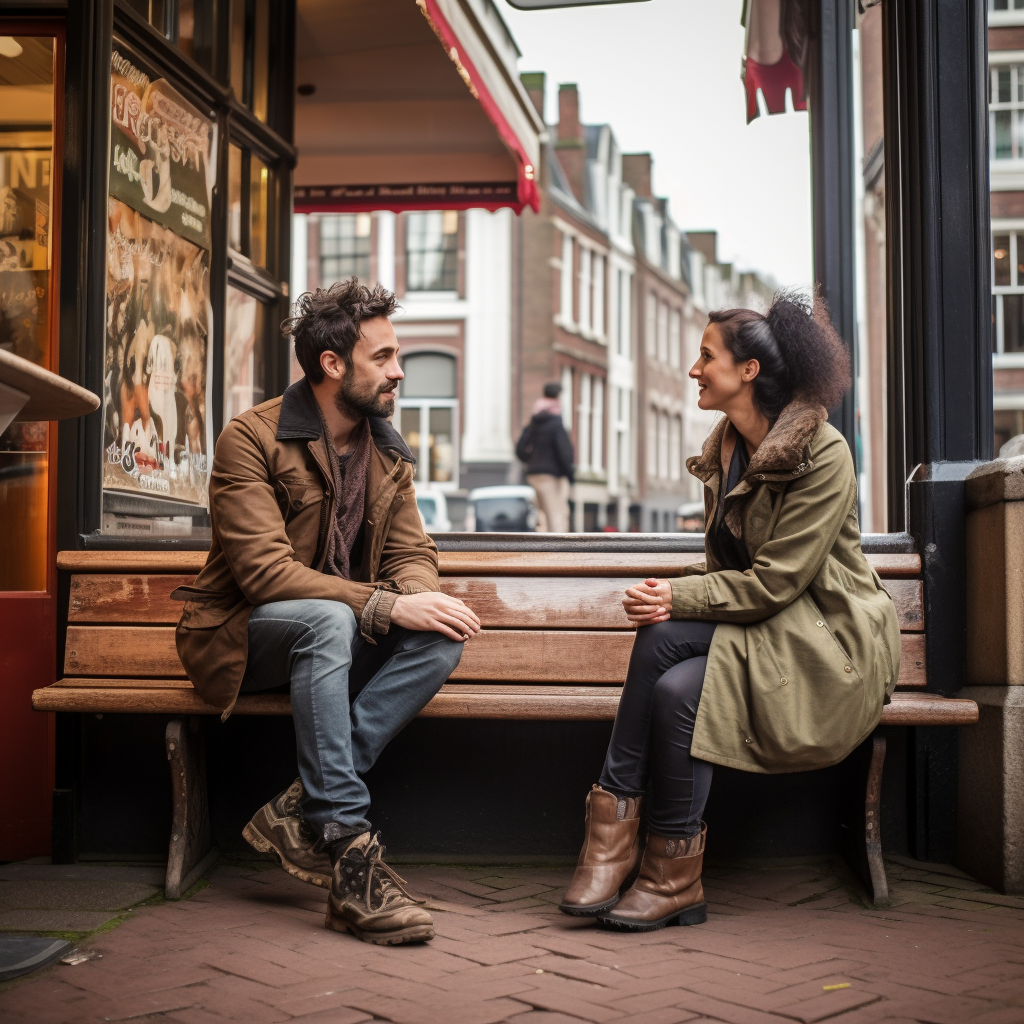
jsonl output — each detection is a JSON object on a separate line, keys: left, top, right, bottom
{"left": 651, "top": 656, "right": 708, "bottom": 716}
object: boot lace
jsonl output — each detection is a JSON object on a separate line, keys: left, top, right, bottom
{"left": 337, "top": 834, "right": 424, "bottom": 912}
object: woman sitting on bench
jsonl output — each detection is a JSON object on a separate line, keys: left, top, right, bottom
{"left": 560, "top": 292, "right": 902, "bottom": 932}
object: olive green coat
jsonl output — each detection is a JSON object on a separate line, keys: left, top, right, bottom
{"left": 670, "top": 400, "right": 901, "bottom": 773}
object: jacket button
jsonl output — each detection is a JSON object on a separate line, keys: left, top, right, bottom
{"left": 780, "top": 676, "right": 788, "bottom": 685}
{"left": 744, "top": 737, "right": 752, "bottom": 744}
{"left": 816, "top": 620, "right": 824, "bottom": 627}
{"left": 756, "top": 473, "right": 765, "bottom": 481}
{"left": 844, "top": 665, "right": 852, "bottom": 673}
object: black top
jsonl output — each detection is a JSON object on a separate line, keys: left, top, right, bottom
{"left": 515, "top": 412, "right": 575, "bottom": 483}
{"left": 707, "top": 440, "right": 752, "bottom": 572}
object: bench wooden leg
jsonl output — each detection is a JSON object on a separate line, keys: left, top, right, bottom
{"left": 165, "top": 717, "right": 217, "bottom": 899}
{"left": 841, "top": 734, "right": 890, "bottom": 906}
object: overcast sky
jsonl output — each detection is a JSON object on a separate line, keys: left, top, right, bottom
{"left": 498, "top": 0, "right": 813, "bottom": 288}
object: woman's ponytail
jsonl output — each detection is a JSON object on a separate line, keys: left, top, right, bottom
{"left": 708, "top": 290, "right": 851, "bottom": 419}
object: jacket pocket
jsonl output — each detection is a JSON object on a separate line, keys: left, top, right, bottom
{"left": 807, "top": 595, "right": 856, "bottom": 669}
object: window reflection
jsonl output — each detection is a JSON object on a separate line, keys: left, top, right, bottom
{"left": 406, "top": 211, "right": 458, "bottom": 292}
{"left": 228, "top": 143, "right": 243, "bottom": 253}
{"left": 0, "top": 33, "right": 54, "bottom": 590}
{"left": 250, "top": 153, "right": 270, "bottom": 267}
{"left": 224, "top": 285, "right": 265, "bottom": 422}
{"left": 251, "top": 0, "right": 269, "bottom": 122}
{"left": 320, "top": 214, "right": 371, "bottom": 282}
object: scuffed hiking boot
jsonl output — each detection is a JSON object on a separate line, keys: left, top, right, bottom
{"left": 559, "top": 785, "right": 642, "bottom": 916}
{"left": 242, "top": 778, "right": 333, "bottom": 888}
{"left": 326, "top": 833, "right": 434, "bottom": 945}
{"left": 597, "top": 823, "right": 708, "bottom": 932}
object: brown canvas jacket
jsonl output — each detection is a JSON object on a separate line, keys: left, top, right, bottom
{"left": 668, "top": 399, "right": 902, "bottom": 774}
{"left": 173, "top": 378, "right": 439, "bottom": 715}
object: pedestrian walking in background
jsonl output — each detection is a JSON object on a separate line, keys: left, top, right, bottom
{"left": 516, "top": 382, "right": 575, "bottom": 533}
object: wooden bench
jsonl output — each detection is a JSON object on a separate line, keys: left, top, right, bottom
{"left": 33, "top": 542, "right": 979, "bottom": 903}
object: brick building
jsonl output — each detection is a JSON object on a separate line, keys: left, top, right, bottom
{"left": 988, "top": 1, "right": 1024, "bottom": 452}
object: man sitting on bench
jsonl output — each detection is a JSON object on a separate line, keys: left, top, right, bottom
{"left": 174, "top": 279, "right": 480, "bottom": 945}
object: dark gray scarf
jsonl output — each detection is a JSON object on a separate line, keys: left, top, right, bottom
{"left": 318, "top": 413, "right": 372, "bottom": 581}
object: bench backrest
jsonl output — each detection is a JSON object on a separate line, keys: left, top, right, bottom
{"left": 58, "top": 550, "right": 925, "bottom": 690}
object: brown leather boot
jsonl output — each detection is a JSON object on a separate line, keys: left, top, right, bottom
{"left": 326, "top": 833, "right": 434, "bottom": 945}
{"left": 242, "top": 778, "right": 333, "bottom": 888}
{"left": 559, "top": 785, "right": 643, "bottom": 916}
{"left": 597, "top": 823, "right": 707, "bottom": 931}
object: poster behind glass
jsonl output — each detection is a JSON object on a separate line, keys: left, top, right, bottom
{"left": 101, "top": 42, "right": 215, "bottom": 522}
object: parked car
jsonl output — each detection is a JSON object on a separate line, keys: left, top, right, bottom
{"left": 676, "top": 501, "right": 705, "bottom": 533}
{"left": 466, "top": 485, "right": 538, "bottom": 532}
{"left": 413, "top": 482, "right": 452, "bottom": 532}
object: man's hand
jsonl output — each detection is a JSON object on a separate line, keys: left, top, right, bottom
{"left": 390, "top": 592, "right": 482, "bottom": 642}
{"left": 622, "top": 578, "right": 672, "bottom": 626}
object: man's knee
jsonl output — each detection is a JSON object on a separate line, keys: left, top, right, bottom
{"left": 252, "top": 600, "right": 357, "bottom": 646}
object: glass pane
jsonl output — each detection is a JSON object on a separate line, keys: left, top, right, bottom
{"left": 401, "top": 353, "right": 456, "bottom": 398}
{"left": 1004, "top": 293, "right": 1024, "bottom": 353}
{"left": 251, "top": 0, "right": 269, "bottom": 121}
{"left": 400, "top": 406, "right": 420, "bottom": 465}
{"left": 0, "top": 34, "right": 55, "bottom": 591}
{"left": 177, "top": 0, "right": 215, "bottom": 74}
{"left": 230, "top": 0, "right": 245, "bottom": 100}
{"left": 250, "top": 153, "right": 270, "bottom": 267}
{"left": 406, "top": 211, "right": 458, "bottom": 291}
{"left": 995, "top": 111, "right": 1012, "bottom": 159}
{"left": 999, "top": 68, "right": 1012, "bottom": 104}
{"left": 320, "top": 214, "right": 371, "bottom": 283}
{"left": 124, "top": 0, "right": 168, "bottom": 33}
{"left": 995, "top": 234, "right": 1011, "bottom": 286}
{"left": 428, "top": 406, "right": 454, "bottom": 482}
{"left": 228, "top": 144, "right": 242, "bottom": 252}
{"left": 224, "top": 286, "right": 265, "bottom": 421}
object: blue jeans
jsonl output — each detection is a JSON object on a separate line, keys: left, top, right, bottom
{"left": 240, "top": 599, "right": 464, "bottom": 838}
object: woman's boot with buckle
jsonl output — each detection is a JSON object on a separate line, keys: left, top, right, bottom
{"left": 597, "top": 823, "right": 708, "bottom": 931}
{"left": 559, "top": 785, "right": 643, "bottom": 916}
{"left": 326, "top": 833, "right": 434, "bottom": 945}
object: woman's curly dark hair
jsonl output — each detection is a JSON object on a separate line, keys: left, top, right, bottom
{"left": 707, "top": 290, "right": 851, "bottom": 420}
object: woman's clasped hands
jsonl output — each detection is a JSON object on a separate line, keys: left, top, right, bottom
{"left": 622, "top": 577, "right": 673, "bottom": 626}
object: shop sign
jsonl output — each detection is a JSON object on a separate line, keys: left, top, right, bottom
{"left": 108, "top": 45, "right": 215, "bottom": 251}
{"left": 293, "top": 181, "right": 518, "bottom": 212}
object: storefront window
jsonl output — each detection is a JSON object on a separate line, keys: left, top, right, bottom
{"left": 320, "top": 214, "right": 371, "bottom": 283}
{"left": 398, "top": 353, "right": 458, "bottom": 486}
{"left": 250, "top": 153, "right": 270, "bottom": 268}
{"left": 406, "top": 211, "right": 458, "bottom": 292}
{"left": 231, "top": 0, "right": 271, "bottom": 122}
{"left": 224, "top": 285, "right": 265, "bottom": 422}
{"left": 0, "top": 32, "right": 55, "bottom": 590}
{"left": 228, "top": 143, "right": 243, "bottom": 253}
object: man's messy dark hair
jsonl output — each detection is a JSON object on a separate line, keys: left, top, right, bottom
{"left": 282, "top": 278, "right": 398, "bottom": 384}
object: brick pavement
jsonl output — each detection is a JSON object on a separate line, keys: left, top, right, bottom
{"left": 1, "top": 856, "right": 1023, "bottom": 1024}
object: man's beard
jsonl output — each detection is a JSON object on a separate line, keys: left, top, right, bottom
{"left": 334, "top": 375, "right": 396, "bottom": 419}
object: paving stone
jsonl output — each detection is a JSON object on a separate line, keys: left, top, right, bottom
{"left": 0, "top": 909, "right": 118, "bottom": 932}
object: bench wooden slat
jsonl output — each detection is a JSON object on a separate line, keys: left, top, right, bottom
{"left": 57, "top": 549, "right": 923, "bottom": 578}
{"left": 31, "top": 683, "right": 977, "bottom": 725}
{"left": 67, "top": 573, "right": 925, "bottom": 633}
{"left": 62, "top": 624, "right": 928, "bottom": 687}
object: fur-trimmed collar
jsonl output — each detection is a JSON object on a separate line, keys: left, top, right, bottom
{"left": 686, "top": 399, "right": 828, "bottom": 538}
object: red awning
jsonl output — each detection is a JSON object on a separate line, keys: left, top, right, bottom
{"left": 293, "top": 0, "right": 542, "bottom": 214}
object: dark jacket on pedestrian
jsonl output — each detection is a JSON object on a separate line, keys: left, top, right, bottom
{"left": 516, "top": 411, "right": 575, "bottom": 483}
{"left": 670, "top": 399, "right": 901, "bottom": 774}
{"left": 172, "top": 377, "right": 439, "bottom": 716}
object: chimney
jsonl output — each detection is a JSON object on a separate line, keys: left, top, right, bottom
{"left": 520, "top": 72, "right": 545, "bottom": 121}
{"left": 686, "top": 230, "right": 718, "bottom": 266}
{"left": 556, "top": 83, "right": 586, "bottom": 204}
{"left": 621, "top": 153, "right": 653, "bottom": 199}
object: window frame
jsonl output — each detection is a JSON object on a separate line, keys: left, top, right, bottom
{"left": 991, "top": 221, "right": 1024, "bottom": 365}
